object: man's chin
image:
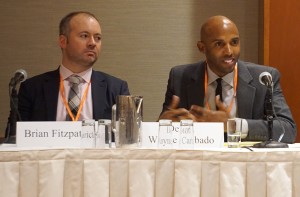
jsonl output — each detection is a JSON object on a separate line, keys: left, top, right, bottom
{"left": 85, "top": 57, "right": 97, "bottom": 65}
{"left": 220, "top": 63, "right": 235, "bottom": 75}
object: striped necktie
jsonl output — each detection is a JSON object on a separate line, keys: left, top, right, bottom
{"left": 66, "top": 75, "right": 82, "bottom": 120}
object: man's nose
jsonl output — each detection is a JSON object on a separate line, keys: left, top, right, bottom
{"left": 224, "top": 44, "right": 232, "bottom": 55}
{"left": 88, "top": 37, "right": 96, "bottom": 46}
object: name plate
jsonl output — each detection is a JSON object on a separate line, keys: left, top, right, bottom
{"left": 17, "top": 121, "right": 84, "bottom": 148}
{"left": 141, "top": 122, "right": 224, "bottom": 149}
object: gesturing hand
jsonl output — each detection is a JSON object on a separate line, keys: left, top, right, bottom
{"left": 159, "top": 95, "right": 194, "bottom": 122}
{"left": 189, "top": 96, "right": 230, "bottom": 123}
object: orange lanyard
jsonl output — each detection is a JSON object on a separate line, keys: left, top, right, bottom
{"left": 204, "top": 64, "right": 238, "bottom": 113}
{"left": 59, "top": 76, "right": 91, "bottom": 121}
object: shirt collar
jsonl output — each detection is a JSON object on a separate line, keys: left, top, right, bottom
{"left": 59, "top": 65, "right": 92, "bottom": 83}
{"left": 207, "top": 63, "right": 235, "bottom": 87}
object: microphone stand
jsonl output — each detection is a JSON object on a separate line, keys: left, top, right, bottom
{"left": 2, "top": 86, "right": 20, "bottom": 144}
{"left": 253, "top": 86, "right": 288, "bottom": 148}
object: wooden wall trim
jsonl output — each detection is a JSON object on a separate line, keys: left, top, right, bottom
{"left": 264, "top": 0, "right": 300, "bottom": 142}
{"left": 263, "top": 0, "right": 270, "bottom": 65}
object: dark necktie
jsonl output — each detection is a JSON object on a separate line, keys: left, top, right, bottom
{"left": 67, "top": 75, "right": 82, "bottom": 120}
{"left": 215, "top": 78, "right": 228, "bottom": 142}
{"left": 215, "top": 78, "right": 223, "bottom": 102}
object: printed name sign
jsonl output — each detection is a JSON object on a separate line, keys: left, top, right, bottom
{"left": 140, "top": 122, "right": 224, "bottom": 149}
{"left": 17, "top": 121, "right": 84, "bottom": 148}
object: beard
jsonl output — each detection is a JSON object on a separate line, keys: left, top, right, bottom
{"left": 66, "top": 50, "right": 98, "bottom": 68}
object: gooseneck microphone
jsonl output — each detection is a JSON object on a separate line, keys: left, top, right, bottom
{"left": 1, "top": 69, "right": 28, "bottom": 144}
{"left": 253, "top": 71, "right": 288, "bottom": 148}
{"left": 259, "top": 72, "right": 273, "bottom": 87}
{"left": 9, "top": 69, "right": 28, "bottom": 87}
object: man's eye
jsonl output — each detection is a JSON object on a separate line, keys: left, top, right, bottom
{"left": 215, "top": 42, "right": 223, "bottom": 47}
{"left": 95, "top": 36, "right": 102, "bottom": 41}
{"left": 231, "top": 39, "right": 239, "bottom": 46}
{"left": 80, "top": 34, "right": 88, "bottom": 38}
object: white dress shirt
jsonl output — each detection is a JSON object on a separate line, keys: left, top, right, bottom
{"left": 206, "top": 64, "right": 248, "bottom": 138}
{"left": 56, "top": 65, "right": 93, "bottom": 121}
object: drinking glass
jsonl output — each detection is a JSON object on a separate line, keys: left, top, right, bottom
{"left": 97, "top": 119, "right": 111, "bottom": 148}
{"left": 81, "top": 119, "right": 96, "bottom": 148}
{"left": 158, "top": 119, "right": 173, "bottom": 149}
{"left": 227, "top": 118, "right": 242, "bottom": 148}
{"left": 179, "top": 119, "right": 194, "bottom": 150}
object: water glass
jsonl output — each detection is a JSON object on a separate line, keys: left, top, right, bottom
{"left": 179, "top": 119, "right": 194, "bottom": 150}
{"left": 227, "top": 118, "right": 242, "bottom": 148}
{"left": 81, "top": 119, "right": 96, "bottom": 148}
{"left": 158, "top": 119, "right": 173, "bottom": 149}
{"left": 97, "top": 119, "right": 112, "bottom": 148}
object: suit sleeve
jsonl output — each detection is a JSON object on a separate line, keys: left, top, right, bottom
{"left": 120, "top": 80, "right": 130, "bottom": 95}
{"left": 160, "top": 68, "right": 176, "bottom": 115}
{"left": 18, "top": 82, "right": 32, "bottom": 121}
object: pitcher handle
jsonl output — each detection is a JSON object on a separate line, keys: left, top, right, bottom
{"left": 111, "top": 104, "right": 119, "bottom": 147}
{"left": 136, "top": 97, "right": 143, "bottom": 114}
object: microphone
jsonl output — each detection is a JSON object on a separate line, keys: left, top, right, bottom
{"left": 259, "top": 72, "right": 273, "bottom": 87}
{"left": 253, "top": 71, "right": 288, "bottom": 148}
{"left": 2, "top": 69, "right": 27, "bottom": 144}
{"left": 9, "top": 69, "right": 28, "bottom": 87}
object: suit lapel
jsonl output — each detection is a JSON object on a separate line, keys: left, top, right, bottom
{"left": 236, "top": 62, "right": 256, "bottom": 118}
{"left": 91, "top": 71, "right": 107, "bottom": 119}
{"left": 184, "top": 61, "right": 257, "bottom": 117}
{"left": 43, "top": 69, "right": 60, "bottom": 121}
{"left": 186, "top": 62, "right": 206, "bottom": 107}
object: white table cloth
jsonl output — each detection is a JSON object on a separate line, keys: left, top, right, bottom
{"left": 0, "top": 146, "right": 300, "bottom": 197}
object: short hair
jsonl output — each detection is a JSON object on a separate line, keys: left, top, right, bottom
{"left": 59, "top": 11, "right": 99, "bottom": 36}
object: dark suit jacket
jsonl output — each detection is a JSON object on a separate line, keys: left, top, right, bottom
{"left": 161, "top": 60, "right": 297, "bottom": 143}
{"left": 18, "top": 68, "right": 130, "bottom": 121}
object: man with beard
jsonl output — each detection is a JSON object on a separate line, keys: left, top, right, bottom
{"left": 18, "top": 11, "right": 129, "bottom": 121}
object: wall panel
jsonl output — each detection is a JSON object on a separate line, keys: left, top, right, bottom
{"left": 265, "top": 0, "right": 300, "bottom": 142}
{"left": 0, "top": 0, "right": 260, "bottom": 136}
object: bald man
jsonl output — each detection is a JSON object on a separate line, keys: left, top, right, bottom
{"left": 159, "top": 16, "right": 296, "bottom": 143}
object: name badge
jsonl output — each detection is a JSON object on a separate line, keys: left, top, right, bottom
{"left": 141, "top": 122, "right": 224, "bottom": 149}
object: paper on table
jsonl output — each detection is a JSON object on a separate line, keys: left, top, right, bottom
{"left": 224, "top": 141, "right": 261, "bottom": 147}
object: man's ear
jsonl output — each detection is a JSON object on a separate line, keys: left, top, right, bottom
{"left": 197, "top": 41, "right": 205, "bottom": 53}
{"left": 59, "top": 35, "right": 67, "bottom": 49}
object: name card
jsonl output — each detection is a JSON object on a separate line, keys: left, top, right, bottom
{"left": 17, "top": 121, "right": 84, "bottom": 148}
{"left": 140, "top": 122, "right": 224, "bottom": 149}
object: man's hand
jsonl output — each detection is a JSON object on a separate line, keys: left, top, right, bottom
{"left": 159, "top": 95, "right": 194, "bottom": 121}
{"left": 189, "top": 96, "right": 230, "bottom": 129}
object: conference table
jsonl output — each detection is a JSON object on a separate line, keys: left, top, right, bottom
{"left": 0, "top": 144, "right": 300, "bottom": 197}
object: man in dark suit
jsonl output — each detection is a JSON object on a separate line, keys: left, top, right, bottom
{"left": 159, "top": 15, "right": 296, "bottom": 143}
{"left": 18, "top": 11, "right": 129, "bottom": 121}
